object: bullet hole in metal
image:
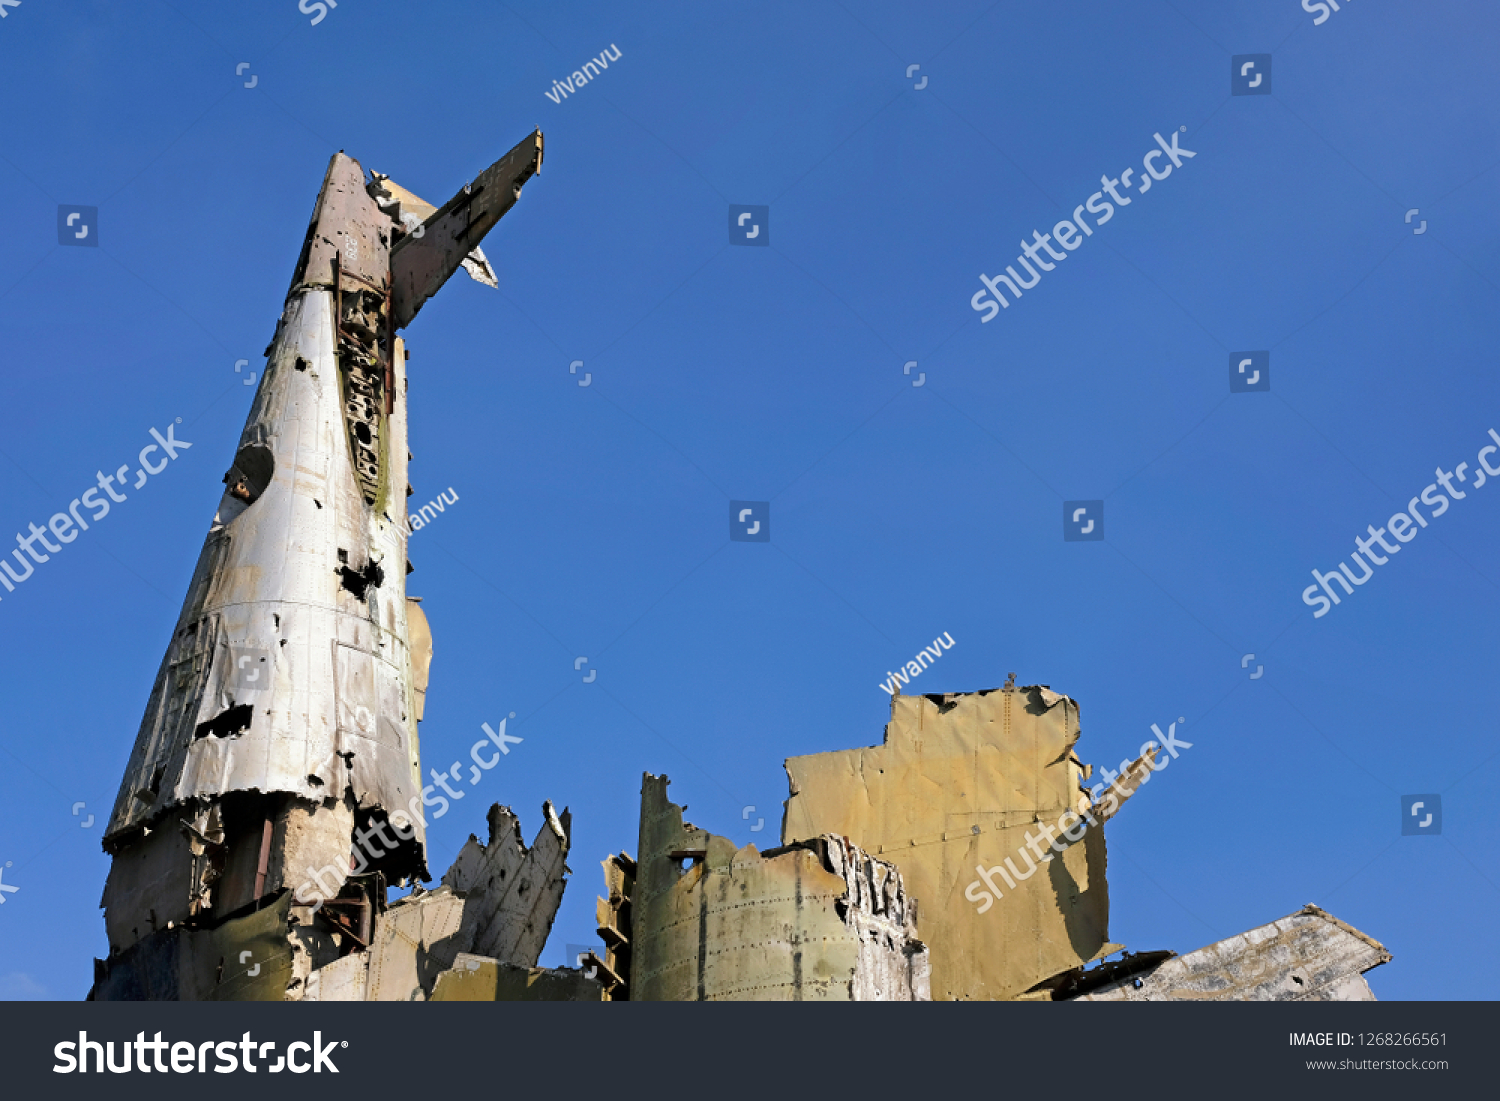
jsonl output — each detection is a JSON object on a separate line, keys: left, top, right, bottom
{"left": 671, "top": 850, "right": 705, "bottom": 876}
{"left": 195, "top": 704, "right": 254, "bottom": 740}
{"left": 133, "top": 766, "right": 168, "bottom": 804}
{"left": 339, "top": 560, "right": 385, "bottom": 601}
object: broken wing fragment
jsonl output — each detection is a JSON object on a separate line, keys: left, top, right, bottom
{"left": 387, "top": 129, "right": 543, "bottom": 329}
{"left": 1067, "top": 905, "right": 1391, "bottom": 1001}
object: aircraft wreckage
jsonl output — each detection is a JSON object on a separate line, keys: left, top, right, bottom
{"left": 89, "top": 135, "right": 1389, "bottom": 1002}
{"left": 91, "top": 131, "right": 560, "bottom": 1000}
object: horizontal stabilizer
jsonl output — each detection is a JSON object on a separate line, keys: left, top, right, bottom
{"left": 369, "top": 175, "right": 498, "bottom": 289}
{"left": 386, "top": 129, "right": 543, "bottom": 329}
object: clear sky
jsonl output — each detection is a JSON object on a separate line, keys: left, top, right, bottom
{"left": 0, "top": 0, "right": 1496, "bottom": 1000}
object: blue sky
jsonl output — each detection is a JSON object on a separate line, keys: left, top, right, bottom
{"left": 1, "top": 0, "right": 1496, "bottom": 1000}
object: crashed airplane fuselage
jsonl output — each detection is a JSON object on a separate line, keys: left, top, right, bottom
{"left": 92, "top": 133, "right": 544, "bottom": 1000}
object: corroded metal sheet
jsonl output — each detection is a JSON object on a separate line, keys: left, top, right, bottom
{"left": 594, "top": 851, "right": 635, "bottom": 999}
{"left": 97, "top": 136, "right": 543, "bottom": 996}
{"left": 1071, "top": 905, "right": 1391, "bottom": 1001}
{"left": 782, "top": 685, "right": 1123, "bottom": 1001}
{"left": 440, "top": 802, "right": 571, "bottom": 967}
{"left": 389, "top": 130, "right": 542, "bottom": 329}
{"left": 299, "top": 801, "right": 573, "bottom": 1001}
{"left": 302, "top": 950, "right": 369, "bottom": 1002}
{"left": 430, "top": 954, "right": 603, "bottom": 1001}
{"left": 89, "top": 893, "right": 298, "bottom": 1003}
{"left": 103, "top": 288, "right": 422, "bottom": 853}
{"left": 365, "top": 888, "right": 469, "bottom": 1002}
{"left": 632, "top": 774, "right": 929, "bottom": 1001}
{"left": 294, "top": 153, "right": 392, "bottom": 293}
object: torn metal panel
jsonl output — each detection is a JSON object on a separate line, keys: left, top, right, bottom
{"left": 301, "top": 950, "right": 369, "bottom": 1003}
{"left": 1023, "top": 949, "right": 1176, "bottom": 1000}
{"left": 291, "top": 154, "right": 394, "bottom": 293}
{"left": 440, "top": 801, "right": 571, "bottom": 967}
{"left": 594, "top": 851, "right": 635, "bottom": 999}
{"left": 90, "top": 892, "right": 299, "bottom": 1003}
{"left": 387, "top": 130, "right": 543, "bottom": 329}
{"left": 768, "top": 835, "right": 933, "bottom": 1002}
{"left": 632, "top": 773, "right": 929, "bottom": 1001}
{"left": 103, "top": 260, "right": 423, "bottom": 860}
{"left": 430, "top": 954, "right": 603, "bottom": 1001}
{"left": 782, "top": 684, "right": 1137, "bottom": 1001}
{"left": 298, "top": 801, "right": 573, "bottom": 1000}
{"left": 1096, "top": 744, "right": 1157, "bottom": 823}
{"left": 363, "top": 887, "right": 470, "bottom": 1001}
{"left": 100, "top": 793, "right": 365, "bottom": 957}
{"left": 99, "top": 813, "right": 199, "bottom": 954}
{"left": 1069, "top": 905, "right": 1391, "bottom": 1002}
{"left": 298, "top": 886, "right": 467, "bottom": 1003}
{"left": 96, "top": 136, "right": 542, "bottom": 995}
{"left": 97, "top": 136, "right": 541, "bottom": 987}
